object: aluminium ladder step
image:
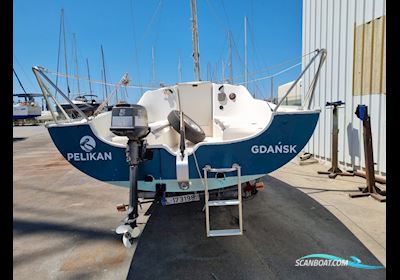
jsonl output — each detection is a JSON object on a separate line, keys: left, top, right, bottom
{"left": 207, "top": 167, "right": 237, "bottom": 173}
{"left": 203, "top": 164, "right": 243, "bottom": 237}
{"left": 208, "top": 229, "right": 242, "bottom": 237}
{"left": 208, "top": 199, "right": 240, "bottom": 207}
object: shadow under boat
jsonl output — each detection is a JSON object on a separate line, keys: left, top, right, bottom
{"left": 127, "top": 175, "right": 385, "bottom": 280}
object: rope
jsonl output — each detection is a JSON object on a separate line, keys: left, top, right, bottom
{"left": 13, "top": 55, "right": 36, "bottom": 89}
{"left": 233, "top": 49, "right": 318, "bottom": 82}
{"left": 214, "top": 50, "right": 316, "bottom": 85}
{"left": 93, "top": 74, "right": 129, "bottom": 116}
{"left": 13, "top": 68, "right": 27, "bottom": 94}
{"left": 265, "top": 98, "right": 273, "bottom": 111}
{"left": 38, "top": 67, "right": 158, "bottom": 90}
{"left": 237, "top": 62, "right": 302, "bottom": 85}
{"left": 193, "top": 150, "right": 206, "bottom": 188}
{"left": 247, "top": 19, "right": 268, "bottom": 82}
{"left": 249, "top": 50, "right": 316, "bottom": 78}
{"left": 129, "top": 0, "right": 143, "bottom": 94}
{"left": 137, "top": 0, "right": 164, "bottom": 52}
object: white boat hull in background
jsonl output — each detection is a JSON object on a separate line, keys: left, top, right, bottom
{"left": 13, "top": 103, "right": 42, "bottom": 120}
{"left": 36, "top": 110, "right": 59, "bottom": 122}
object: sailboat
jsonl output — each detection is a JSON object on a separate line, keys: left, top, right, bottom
{"left": 13, "top": 93, "right": 42, "bottom": 120}
{"left": 33, "top": 6, "right": 325, "bottom": 190}
{"left": 33, "top": 69, "right": 324, "bottom": 190}
{"left": 59, "top": 93, "right": 100, "bottom": 118}
{"left": 32, "top": 0, "right": 326, "bottom": 243}
{"left": 55, "top": 9, "right": 101, "bottom": 119}
{"left": 13, "top": 69, "right": 42, "bottom": 121}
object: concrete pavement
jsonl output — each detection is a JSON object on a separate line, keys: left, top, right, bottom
{"left": 13, "top": 126, "right": 150, "bottom": 279}
{"left": 271, "top": 158, "right": 386, "bottom": 266}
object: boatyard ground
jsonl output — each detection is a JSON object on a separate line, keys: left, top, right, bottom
{"left": 13, "top": 126, "right": 386, "bottom": 279}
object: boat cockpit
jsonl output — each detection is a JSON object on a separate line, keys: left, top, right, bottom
{"left": 87, "top": 81, "right": 296, "bottom": 156}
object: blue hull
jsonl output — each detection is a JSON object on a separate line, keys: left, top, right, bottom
{"left": 13, "top": 114, "right": 41, "bottom": 120}
{"left": 48, "top": 112, "right": 319, "bottom": 192}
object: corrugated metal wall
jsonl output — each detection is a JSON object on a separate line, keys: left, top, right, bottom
{"left": 302, "top": 0, "right": 386, "bottom": 175}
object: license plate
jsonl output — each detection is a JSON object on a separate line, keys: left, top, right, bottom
{"left": 164, "top": 194, "right": 200, "bottom": 205}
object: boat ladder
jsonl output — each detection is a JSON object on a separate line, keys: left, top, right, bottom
{"left": 203, "top": 164, "right": 243, "bottom": 237}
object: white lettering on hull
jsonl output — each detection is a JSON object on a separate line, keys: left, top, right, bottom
{"left": 66, "top": 152, "right": 113, "bottom": 161}
{"left": 251, "top": 143, "right": 297, "bottom": 154}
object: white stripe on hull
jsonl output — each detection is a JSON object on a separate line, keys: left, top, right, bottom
{"left": 106, "top": 174, "right": 265, "bottom": 192}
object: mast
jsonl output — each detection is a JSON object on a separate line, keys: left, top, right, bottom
{"left": 72, "top": 33, "right": 80, "bottom": 95}
{"left": 190, "top": 0, "right": 201, "bottom": 81}
{"left": 86, "top": 58, "right": 93, "bottom": 94}
{"left": 244, "top": 16, "right": 248, "bottom": 87}
{"left": 270, "top": 77, "right": 274, "bottom": 101}
{"left": 101, "top": 69, "right": 105, "bottom": 101}
{"left": 151, "top": 46, "right": 156, "bottom": 86}
{"left": 101, "top": 45, "right": 108, "bottom": 105}
{"left": 221, "top": 59, "right": 225, "bottom": 82}
{"left": 55, "top": 8, "right": 63, "bottom": 98}
{"left": 61, "top": 8, "right": 70, "bottom": 97}
{"left": 178, "top": 56, "right": 182, "bottom": 82}
{"left": 228, "top": 30, "right": 233, "bottom": 83}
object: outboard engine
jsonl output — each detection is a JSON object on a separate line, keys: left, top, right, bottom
{"left": 110, "top": 104, "right": 150, "bottom": 248}
{"left": 110, "top": 104, "right": 149, "bottom": 139}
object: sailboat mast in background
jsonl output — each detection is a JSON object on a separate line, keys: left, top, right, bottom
{"left": 72, "top": 33, "right": 80, "bottom": 95}
{"left": 190, "top": 0, "right": 201, "bottom": 81}
{"left": 86, "top": 58, "right": 93, "bottom": 94}
{"left": 61, "top": 8, "right": 70, "bottom": 97}
{"left": 101, "top": 45, "right": 108, "bottom": 105}
{"left": 178, "top": 56, "right": 182, "bottom": 82}
{"left": 228, "top": 30, "right": 233, "bottom": 84}
{"left": 152, "top": 46, "right": 156, "bottom": 86}
{"left": 244, "top": 16, "right": 248, "bottom": 88}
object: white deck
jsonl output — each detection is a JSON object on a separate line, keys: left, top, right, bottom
{"left": 91, "top": 82, "right": 278, "bottom": 155}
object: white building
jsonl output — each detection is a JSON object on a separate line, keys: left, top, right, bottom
{"left": 301, "top": 0, "right": 386, "bottom": 176}
{"left": 277, "top": 79, "right": 302, "bottom": 106}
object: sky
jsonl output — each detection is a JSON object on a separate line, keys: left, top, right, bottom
{"left": 13, "top": 0, "right": 303, "bottom": 104}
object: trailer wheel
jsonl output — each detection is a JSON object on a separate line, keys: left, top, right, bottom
{"left": 167, "top": 110, "right": 206, "bottom": 144}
